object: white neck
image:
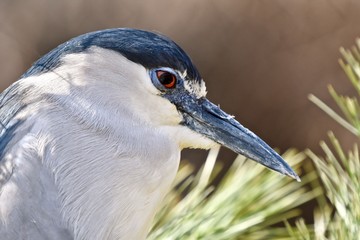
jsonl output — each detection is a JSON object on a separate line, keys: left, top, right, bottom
{"left": 2, "top": 103, "right": 180, "bottom": 240}
{"left": 46, "top": 112, "right": 180, "bottom": 239}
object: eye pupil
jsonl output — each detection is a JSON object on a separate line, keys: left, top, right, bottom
{"left": 156, "top": 70, "right": 176, "bottom": 89}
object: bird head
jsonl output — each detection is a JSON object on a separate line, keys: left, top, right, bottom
{"left": 24, "top": 28, "right": 299, "bottom": 181}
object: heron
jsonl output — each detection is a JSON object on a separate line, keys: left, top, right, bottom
{"left": 0, "top": 28, "right": 299, "bottom": 239}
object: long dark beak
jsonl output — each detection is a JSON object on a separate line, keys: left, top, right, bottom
{"left": 165, "top": 91, "right": 300, "bottom": 181}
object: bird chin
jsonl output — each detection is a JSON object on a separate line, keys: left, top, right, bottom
{"left": 172, "top": 125, "right": 219, "bottom": 150}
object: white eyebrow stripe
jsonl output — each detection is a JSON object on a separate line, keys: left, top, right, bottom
{"left": 179, "top": 69, "right": 187, "bottom": 79}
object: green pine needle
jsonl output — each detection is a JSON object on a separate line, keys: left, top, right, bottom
{"left": 148, "top": 148, "right": 318, "bottom": 239}
{"left": 298, "top": 40, "right": 360, "bottom": 239}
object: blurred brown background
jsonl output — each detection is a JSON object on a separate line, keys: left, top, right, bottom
{"left": 0, "top": 0, "right": 359, "bottom": 161}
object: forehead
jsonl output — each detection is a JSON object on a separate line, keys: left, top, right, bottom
{"left": 23, "top": 28, "right": 202, "bottom": 82}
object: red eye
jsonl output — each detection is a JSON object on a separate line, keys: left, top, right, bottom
{"left": 156, "top": 70, "right": 177, "bottom": 89}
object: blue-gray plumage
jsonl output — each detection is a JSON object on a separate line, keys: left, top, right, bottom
{"left": 23, "top": 28, "right": 201, "bottom": 81}
{"left": 0, "top": 83, "right": 27, "bottom": 158}
{"left": 0, "top": 28, "right": 299, "bottom": 240}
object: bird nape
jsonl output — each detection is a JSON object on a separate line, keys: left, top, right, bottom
{"left": 0, "top": 28, "right": 299, "bottom": 240}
